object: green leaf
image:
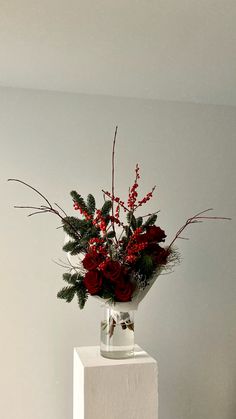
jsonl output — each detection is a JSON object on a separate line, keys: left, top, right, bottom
{"left": 143, "top": 214, "right": 157, "bottom": 228}
{"left": 101, "top": 200, "right": 112, "bottom": 217}
{"left": 124, "top": 225, "right": 132, "bottom": 238}
{"left": 87, "top": 194, "right": 96, "bottom": 215}
{"left": 136, "top": 217, "right": 143, "bottom": 228}
{"left": 127, "top": 212, "right": 137, "bottom": 231}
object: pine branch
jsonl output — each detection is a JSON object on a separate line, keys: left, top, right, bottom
{"left": 76, "top": 282, "right": 88, "bottom": 309}
{"left": 57, "top": 286, "right": 77, "bottom": 303}
{"left": 87, "top": 194, "right": 96, "bottom": 215}
{"left": 101, "top": 200, "right": 112, "bottom": 217}
{"left": 70, "top": 191, "right": 87, "bottom": 212}
{"left": 137, "top": 254, "right": 154, "bottom": 277}
{"left": 62, "top": 216, "right": 87, "bottom": 240}
{"left": 62, "top": 273, "right": 76, "bottom": 284}
{"left": 62, "top": 241, "right": 79, "bottom": 253}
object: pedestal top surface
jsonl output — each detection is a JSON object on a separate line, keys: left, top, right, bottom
{"left": 74, "top": 345, "right": 157, "bottom": 367}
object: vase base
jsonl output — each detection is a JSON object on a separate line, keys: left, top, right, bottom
{"left": 100, "top": 349, "right": 135, "bottom": 360}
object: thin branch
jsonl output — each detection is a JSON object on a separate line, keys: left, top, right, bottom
{"left": 52, "top": 257, "right": 81, "bottom": 270}
{"left": 14, "top": 205, "right": 46, "bottom": 210}
{"left": 9, "top": 179, "right": 82, "bottom": 240}
{"left": 140, "top": 210, "right": 160, "bottom": 218}
{"left": 167, "top": 208, "right": 231, "bottom": 251}
{"left": 54, "top": 202, "right": 67, "bottom": 217}
{"left": 102, "top": 190, "right": 130, "bottom": 212}
{"left": 111, "top": 126, "right": 118, "bottom": 243}
{"left": 28, "top": 210, "right": 52, "bottom": 217}
{"left": 8, "top": 178, "right": 52, "bottom": 208}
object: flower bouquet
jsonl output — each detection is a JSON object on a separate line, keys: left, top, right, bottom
{"left": 8, "top": 128, "right": 230, "bottom": 358}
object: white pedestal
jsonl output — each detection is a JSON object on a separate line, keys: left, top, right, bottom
{"left": 73, "top": 345, "right": 158, "bottom": 419}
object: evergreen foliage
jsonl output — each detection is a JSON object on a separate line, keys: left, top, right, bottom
{"left": 76, "top": 282, "right": 88, "bottom": 309}
{"left": 70, "top": 243, "right": 86, "bottom": 255}
{"left": 57, "top": 286, "right": 77, "bottom": 303}
{"left": 101, "top": 200, "right": 112, "bottom": 217}
{"left": 136, "top": 254, "right": 154, "bottom": 277}
{"left": 62, "top": 216, "right": 82, "bottom": 240}
{"left": 86, "top": 194, "right": 96, "bottom": 215}
{"left": 70, "top": 190, "right": 87, "bottom": 212}
{"left": 62, "top": 272, "right": 84, "bottom": 284}
{"left": 62, "top": 272, "right": 76, "bottom": 284}
{"left": 62, "top": 240, "right": 79, "bottom": 253}
{"left": 62, "top": 217, "right": 100, "bottom": 250}
{"left": 58, "top": 274, "right": 88, "bottom": 309}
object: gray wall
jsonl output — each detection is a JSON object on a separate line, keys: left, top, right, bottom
{"left": 1, "top": 86, "right": 235, "bottom": 419}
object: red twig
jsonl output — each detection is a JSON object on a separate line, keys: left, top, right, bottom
{"left": 111, "top": 126, "right": 118, "bottom": 243}
{"left": 8, "top": 178, "right": 52, "bottom": 208}
{"left": 167, "top": 208, "right": 231, "bottom": 251}
{"left": 8, "top": 178, "right": 81, "bottom": 241}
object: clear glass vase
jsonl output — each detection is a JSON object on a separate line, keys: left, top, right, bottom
{"left": 100, "top": 307, "right": 135, "bottom": 359}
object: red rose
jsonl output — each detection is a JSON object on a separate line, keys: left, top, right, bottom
{"left": 83, "top": 270, "right": 103, "bottom": 295}
{"left": 101, "top": 259, "right": 122, "bottom": 282}
{"left": 146, "top": 226, "right": 166, "bottom": 243}
{"left": 114, "top": 280, "right": 134, "bottom": 302}
{"left": 82, "top": 252, "right": 102, "bottom": 271}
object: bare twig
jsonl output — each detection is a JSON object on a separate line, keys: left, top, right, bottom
{"left": 54, "top": 203, "right": 67, "bottom": 217}
{"left": 140, "top": 210, "right": 160, "bottom": 218}
{"left": 8, "top": 178, "right": 81, "bottom": 240}
{"left": 8, "top": 178, "right": 52, "bottom": 208}
{"left": 111, "top": 126, "right": 118, "bottom": 243}
{"left": 167, "top": 208, "right": 231, "bottom": 251}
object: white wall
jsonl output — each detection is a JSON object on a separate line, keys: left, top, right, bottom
{"left": 1, "top": 86, "right": 235, "bottom": 419}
